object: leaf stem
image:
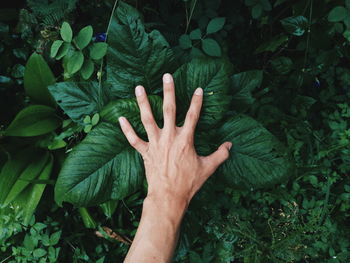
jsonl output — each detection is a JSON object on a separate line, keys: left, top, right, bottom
{"left": 185, "top": 0, "right": 198, "bottom": 34}
{"left": 97, "top": 0, "right": 119, "bottom": 109}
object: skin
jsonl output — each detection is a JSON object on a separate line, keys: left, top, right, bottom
{"left": 119, "top": 73, "right": 232, "bottom": 263}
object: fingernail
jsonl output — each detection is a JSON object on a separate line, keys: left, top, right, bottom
{"left": 135, "top": 85, "right": 144, "bottom": 96}
{"left": 228, "top": 142, "right": 232, "bottom": 150}
{"left": 118, "top": 116, "right": 126, "bottom": 126}
{"left": 194, "top": 87, "right": 203, "bottom": 95}
{"left": 163, "top": 73, "right": 172, "bottom": 83}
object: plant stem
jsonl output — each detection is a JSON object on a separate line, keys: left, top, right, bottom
{"left": 185, "top": 0, "right": 198, "bottom": 34}
{"left": 97, "top": 0, "right": 119, "bottom": 109}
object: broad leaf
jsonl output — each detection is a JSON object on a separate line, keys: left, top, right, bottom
{"left": 5, "top": 105, "right": 61, "bottom": 137}
{"left": 231, "top": 70, "right": 263, "bottom": 112}
{"left": 280, "top": 16, "right": 308, "bottom": 36}
{"left": 217, "top": 115, "right": 294, "bottom": 189}
{"left": 48, "top": 82, "right": 108, "bottom": 123}
{"left": 24, "top": 53, "right": 56, "bottom": 106}
{"left": 3, "top": 152, "right": 49, "bottom": 206}
{"left": 54, "top": 122, "right": 144, "bottom": 207}
{"left": 100, "top": 95, "right": 163, "bottom": 134}
{"left": 80, "top": 59, "right": 94, "bottom": 80}
{"left": 13, "top": 154, "right": 53, "bottom": 225}
{"left": 106, "top": 2, "right": 175, "bottom": 98}
{"left": 50, "top": 40, "right": 64, "bottom": 58}
{"left": 0, "top": 148, "right": 36, "bottom": 205}
{"left": 173, "top": 58, "right": 233, "bottom": 129}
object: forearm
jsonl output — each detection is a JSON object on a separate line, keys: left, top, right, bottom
{"left": 124, "top": 193, "right": 188, "bottom": 263}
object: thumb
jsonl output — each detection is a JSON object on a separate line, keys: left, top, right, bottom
{"left": 203, "top": 141, "right": 232, "bottom": 173}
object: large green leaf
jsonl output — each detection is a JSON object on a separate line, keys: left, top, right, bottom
{"left": 100, "top": 95, "right": 163, "bottom": 134}
{"left": 106, "top": 2, "right": 175, "bottom": 98}
{"left": 231, "top": 70, "right": 263, "bottom": 112}
{"left": 48, "top": 82, "right": 108, "bottom": 123}
{"left": 13, "top": 154, "right": 53, "bottom": 225}
{"left": 5, "top": 105, "right": 61, "bottom": 137}
{"left": 0, "top": 148, "right": 43, "bottom": 206}
{"left": 173, "top": 58, "right": 233, "bottom": 129}
{"left": 3, "top": 152, "right": 49, "bottom": 207}
{"left": 24, "top": 53, "right": 56, "bottom": 106}
{"left": 54, "top": 122, "right": 144, "bottom": 207}
{"left": 217, "top": 115, "right": 293, "bottom": 189}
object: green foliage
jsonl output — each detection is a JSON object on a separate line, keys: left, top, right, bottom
{"left": 51, "top": 21, "right": 107, "bottom": 79}
{"left": 2, "top": 0, "right": 350, "bottom": 262}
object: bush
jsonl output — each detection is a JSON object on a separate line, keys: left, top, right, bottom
{"left": 0, "top": 0, "right": 349, "bottom": 262}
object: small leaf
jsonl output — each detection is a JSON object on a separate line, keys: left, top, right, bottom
{"left": 49, "top": 231, "right": 61, "bottom": 246}
{"left": 90, "top": 42, "right": 108, "bottom": 60}
{"left": 255, "top": 34, "right": 288, "bottom": 54}
{"left": 91, "top": 113, "right": 100, "bottom": 126}
{"left": 252, "top": 4, "right": 263, "bottom": 19}
{"left": 281, "top": 16, "right": 308, "bottom": 36}
{"left": 83, "top": 115, "right": 91, "bottom": 124}
{"left": 84, "top": 124, "right": 93, "bottom": 133}
{"left": 80, "top": 59, "right": 94, "bottom": 80}
{"left": 206, "top": 17, "right": 226, "bottom": 34}
{"left": 66, "top": 51, "right": 84, "bottom": 75}
{"left": 33, "top": 248, "right": 47, "bottom": 258}
{"left": 55, "top": 42, "right": 70, "bottom": 60}
{"left": 75, "top": 25, "right": 93, "bottom": 50}
{"left": 328, "top": 6, "right": 347, "bottom": 22}
{"left": 60, "top": 22, "right": 73, "bottom": 42}
{"left": 50, "top": 40, "right": 63, "bottom": 58}
{"left": 201, "top": 38, "right": 221, "bottom": 57}
{"left": 179, "top": 34, "right": 192, "bottom": 49}
{"left": 5, "top": 105, "right": 61, "bottom": 137}
{"left": 189, "top": 28, "right": 202, "bottom": 40}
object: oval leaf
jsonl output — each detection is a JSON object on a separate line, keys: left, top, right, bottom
{"left": 80, "top": 59, "right": 94, "bottom": 80}
{"left": 5, "top": 105, "right": 61, "bottom": 137}
{"left": 90, "top": 42, "right": 108, "bottom": 60}
{"left": 75, "top": 25, "right": 93, "bottom": 50}
{"left": 60, "top": 21, "right": 73, "bottom": 42}
{"left": 24, "top": 53, "right": 56, "bottom": 106}
{"left": 328, "top": 6, "right": 347, "bottom": 22}
{"left": 206, "top": 17, "right": 226, "bottom": 34}
{"left": 66, "top": 51, "right": 84, "bottom": 75}
{"left": 201, "top": 38, "right": 222, "bottom": 57}
{"left": 50, "top": 40, "right": 64, "bottom": 58}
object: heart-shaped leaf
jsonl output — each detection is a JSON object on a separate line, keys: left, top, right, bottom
{"left": 106, "top": 2, "right": 175, "bottom": 98}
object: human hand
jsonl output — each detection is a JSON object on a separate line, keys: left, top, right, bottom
{"left": 118, "top": 73, "right": 232, "bottom": 205}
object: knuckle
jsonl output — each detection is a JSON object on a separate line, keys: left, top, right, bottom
{"left": 164, "top": 105, "right": 175, "bottom": 116}
{"left": 142, "top": 114, "right": 154, "bottom": 125}
{"left": 187, "top": 111, "right": 199, "bottom": 122}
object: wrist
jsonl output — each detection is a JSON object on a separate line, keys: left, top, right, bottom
{"left": 144, "top": 191, "right": 189, "bottom": 215}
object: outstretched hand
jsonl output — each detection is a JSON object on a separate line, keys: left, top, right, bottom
{"left": 118, "top": 73, "right": 232, "bottom": 204}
